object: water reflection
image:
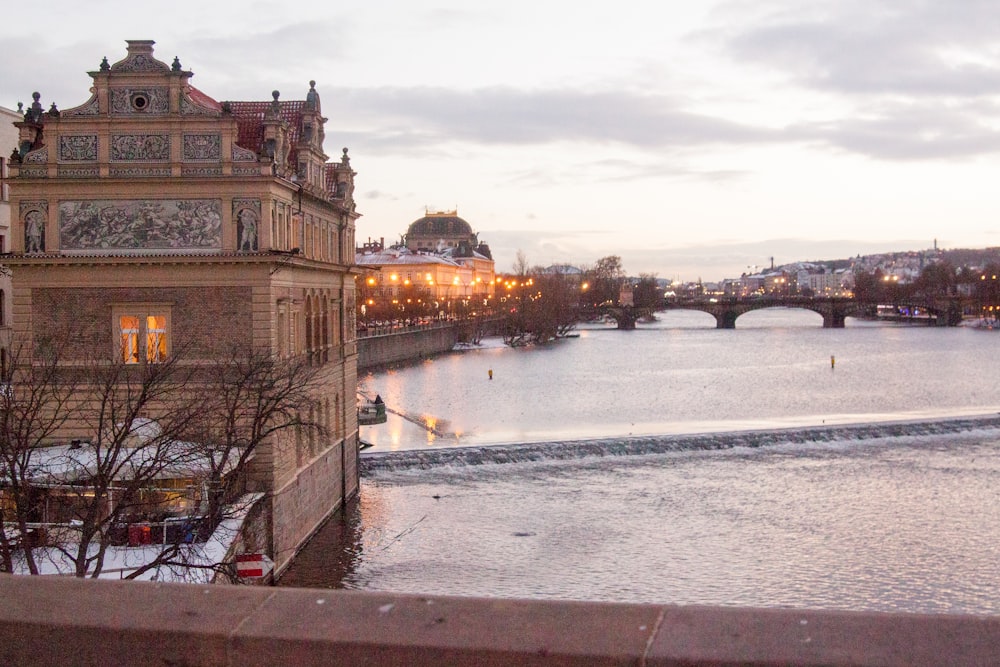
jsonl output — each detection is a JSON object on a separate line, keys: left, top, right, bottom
{"left": 283, "top": 434, "right": 1000, "bottom": 614}
{"left": 360, "top": 311, "right": 1000, "bottom": 450}
{"left": 284, "top": 311, "right": 1000, "bottom": 613}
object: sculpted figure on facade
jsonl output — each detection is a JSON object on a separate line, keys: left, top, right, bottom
{"left": 24, "top": 210, "right": 45, "bottom": 253}
{"left": 237, "top": 207, "right": 259, "bottom": 252}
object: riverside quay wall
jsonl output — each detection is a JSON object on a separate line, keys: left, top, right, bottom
{"left": 358, "top": 317, "right": 502, "bottom": 371}
{"left": 3, "top": 576, "right": 1000, "bottom": 666}
{"left": 357, "top": 323, "right": 460, "bottom": 370}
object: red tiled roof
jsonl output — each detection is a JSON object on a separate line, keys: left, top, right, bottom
{"left": 187, "top": 86, "right": 223, "bottom": 111}
{"left": 226, "top": 100, "right": 305, "bottom": 162}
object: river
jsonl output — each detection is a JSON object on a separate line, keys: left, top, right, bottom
{"left": 278, "top": 309, "right": 1000, "bottom": 614}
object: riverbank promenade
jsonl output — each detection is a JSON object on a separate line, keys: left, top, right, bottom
{"left": 2, "top": 576, "right": 998, "bottom": 665}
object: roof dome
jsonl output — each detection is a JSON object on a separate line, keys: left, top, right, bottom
{"left": 406, "top": 211, "right": 473, "bottom": 238}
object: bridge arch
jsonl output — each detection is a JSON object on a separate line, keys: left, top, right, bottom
{"left": 661, "top": 298, "right": 870, "bottom": 329}
{"left": 656, "top": 309, "right": 717, "bottom": 328}
{"left": 735, "top": 306, "right": 824, "bottom": 328}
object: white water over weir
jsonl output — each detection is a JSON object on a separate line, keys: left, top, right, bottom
{"left": 361, "top": 415, "right": 1000, "bottom": 472}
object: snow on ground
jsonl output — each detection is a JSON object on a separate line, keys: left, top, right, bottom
{"left": 9, "top": 494, "right": 263, "bottom": 583}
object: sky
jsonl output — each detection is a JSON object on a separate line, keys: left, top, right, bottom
{"left": 3, "top": 0, "right": 1000, "bottom": 281}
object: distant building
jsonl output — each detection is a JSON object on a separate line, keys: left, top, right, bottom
{"left": 356, "top": 211, "right": 495, "bottom": 319}
{"left": 798, "top": 269, "right": 853, "bottom": 296}
{"left": 0, "top": 106, "right": 16, "bottom": 369}
{"left": 5, "top": 40, "right": 361, "bottom": 575}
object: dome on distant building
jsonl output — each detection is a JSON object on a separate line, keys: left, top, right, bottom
{"left": 404, "top": 209, "right": 481, "bottom": 255}
{"left": 406, "top": 210, "right": 473, "bottom": 239}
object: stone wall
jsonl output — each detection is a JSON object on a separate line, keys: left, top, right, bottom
{"left": 357, "top": 324, "right": 460, "bottom": 371}
{"left": 34, "top": 283, "right": 252, "bottom": 359}
{"left": 357, "top": 317, "right": 504, "bottom": 371}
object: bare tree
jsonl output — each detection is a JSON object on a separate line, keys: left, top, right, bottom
{"left": 633, "top": 273, "right": 663, "bottom": 311}
{"left": 183, "top": 348, "right": 323, "bottom": 545}
{"left": 512, "top": 249, "right": 530, "bottom": 277}
{"left": 0, "top": 344, "right": 79, "bottom": 574}
{"left": 0, "top": 340, "right": 324, "bottom": 582}
{"left": 502, "top": 272, "right": 579, "bottom": 347}
{"left": 583, "top": 255, "right": 626, "bottom": 307}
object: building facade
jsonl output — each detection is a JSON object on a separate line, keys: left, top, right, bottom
{"left": 5, "top": 40, "right": 360, "bottom": 573}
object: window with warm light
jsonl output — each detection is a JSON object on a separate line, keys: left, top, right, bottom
{"left": 115, "top": 306, "right": 171, "bottom": 364}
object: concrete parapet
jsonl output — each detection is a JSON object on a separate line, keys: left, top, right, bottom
{"left": 1, "top": 576, "right": 999, "bottom": 666}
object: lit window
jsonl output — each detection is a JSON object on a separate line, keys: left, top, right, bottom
{"left": 115, "top": 307, "right": 171, "bottom": 364}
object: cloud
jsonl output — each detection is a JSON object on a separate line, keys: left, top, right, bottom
{"left": 333, "top": 86, "right": 777, "bottom": 150}
{"left": 178, "top": 21, "right": 351, "bottom": 98}
{"left": 722, "top": 0, "right": 1000, "bottom": 97}
{"left": 694, "top": 0, "right": 1000, "bottom": 161}
{"left": 0, "top": 36, "right": 110, "bottom": 110}
{"left": 331, "top": 76, "right": 1000, "bottom": 165}
{"left": 797, "top": 100, "right": 1000, "bottom": 160}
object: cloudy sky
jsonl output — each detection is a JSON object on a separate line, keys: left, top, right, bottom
{"left": 3, "top": 0, "right": 1000, "bottom": 280}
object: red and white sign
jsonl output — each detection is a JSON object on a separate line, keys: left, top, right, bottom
{"left": 235, "top": 553, "right": 274, "bottom": 578}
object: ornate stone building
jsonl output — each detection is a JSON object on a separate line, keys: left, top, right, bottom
{"left": 5, "top": 40, "right": 360, "bottom": 573}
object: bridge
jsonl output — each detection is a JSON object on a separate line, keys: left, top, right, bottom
{"left": 597, "top": 296, "right": 970, "bottom": 329}
{"left": 3, "top": 576, "right": 998, "bottom": 665}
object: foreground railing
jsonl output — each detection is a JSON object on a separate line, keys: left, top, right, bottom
{"left": 1, "top": 576, "right": 998, "bottom": 666}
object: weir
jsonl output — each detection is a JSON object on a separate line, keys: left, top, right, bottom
{"left": 361, "top": 415, "right": 1000, "bottom": 473}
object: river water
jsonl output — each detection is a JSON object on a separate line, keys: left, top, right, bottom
{"left": 279, "top": 310, "right": 1000, "bottom": 614}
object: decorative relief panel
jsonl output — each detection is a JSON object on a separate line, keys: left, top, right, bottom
{"left": 64, "top": 96, "right": 100, "bottom": 116}
{"left": 111, "top": 134, "right": 170, "bottom": 161}
{"left": 182, "top": 134, "right": 221, "bottom": 160}
{"left": 59, "top": 135, "right": 98, "bottom": 162}
{"left": 233, "top": 166, "right": 261, "bottom": 176}
{"left": 232, "top": 144, "right": 258, "bottom": 162}
{"left": 179, "top": 96, "right": 217, "bottom": 115}
{"left": 111, "top": 53, "right": 170, "bottom": 73}
{"left": 110, "top": 87, "right": 169, "bottom": 114}
{"left": 59, "top": 199, "right": 222, "bottom": 251}
{"left": 20, "top": 201, "right": 49, "bottom": 216}
{"left": 18, "top": 168, "right": 47, "bottom": 178}
{"left": 233, "top": 199, "right": 261, "bottom": 252}
{"left": 23, "top": 147, "right": 48, "bottom": 163}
